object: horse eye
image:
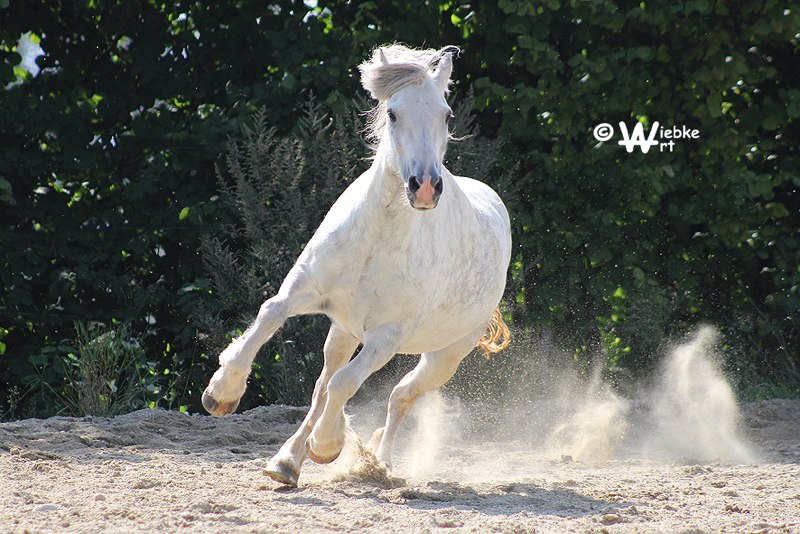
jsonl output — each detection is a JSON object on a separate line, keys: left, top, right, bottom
{"left": 387, "top": 109, "right": 397, "bottom": 123}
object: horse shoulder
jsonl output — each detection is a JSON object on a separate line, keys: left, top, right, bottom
{"left": 453, "top": 175, "right": 508, "bottom": 215}
{"left": 452, "top": 176, "right": 511, "bottom": 244}
{"left": 282, "top": 168, "right": 377, "bottom": 297}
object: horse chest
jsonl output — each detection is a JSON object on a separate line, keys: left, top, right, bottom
{"left": 317, "top": 214, "right": 501, "bottom": 346}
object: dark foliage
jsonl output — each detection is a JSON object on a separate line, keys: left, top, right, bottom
{"left": 1, "top": 1, "right": 797, "bottom": 418}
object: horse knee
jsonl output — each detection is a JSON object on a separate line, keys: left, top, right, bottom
{"left": 219, "top": 297, "right": 289, "bottom": 369}
{"left": 257, "top": 297, "right": 289, "bottom": 324}
{"left": 327, "top": 368, "right": 361, "bottom": 404}
{"left": 388, "top": 383, "right": 418, "bottom": 418}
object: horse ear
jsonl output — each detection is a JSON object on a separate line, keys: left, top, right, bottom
{"left": 431, "top": 52, "right": 453, "bottom": 92}
{"left": 360, "top": 48, "right": 388, "bottom": 99}
{"left": 378, "top": 48, "right": 389, "bottom": 65}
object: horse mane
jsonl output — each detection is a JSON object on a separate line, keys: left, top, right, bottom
{"left": 359, "top": 44, "right": 458, "bottom": 146}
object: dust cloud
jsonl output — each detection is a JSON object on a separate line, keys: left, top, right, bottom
{"left": 544, "top": 371, "right": 630, "bottom": 463}
{"left": 347, "top": 325, "right": 756, "bottom": 484}
{"left": 634, "top": 325, "right": 756, "bottom": 463}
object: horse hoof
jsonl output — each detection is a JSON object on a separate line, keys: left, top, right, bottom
{"left": 264, "top": 460, "right": 299, "bottom": 487}
{"left": 305, "top": 438, "right": 342, "bottom": 464}
{"left": 202, "top": 389, "right": 240, "bottom": 417}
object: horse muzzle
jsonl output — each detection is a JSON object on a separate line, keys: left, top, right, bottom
{"left": 406, "top": 174, "right": 443, "bottom": 210}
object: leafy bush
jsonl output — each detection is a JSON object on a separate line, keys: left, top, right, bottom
{"left": 59, "top": 322, "right": 159, "bottom": 416}
{"left": 465, "top": 1, "right": 800, "bottom": 384}
{"left": 1, "top": 1, "right": 797, "bottom": 418}
{"left": 0, "top": 322, "right": 159, "bottom": 418}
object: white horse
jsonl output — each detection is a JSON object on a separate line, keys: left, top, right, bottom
{"left": 202, "top": 44, "right": 512, "bottom": 487}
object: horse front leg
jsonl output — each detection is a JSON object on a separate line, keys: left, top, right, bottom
{"left": 264, "top": 325, "right": 359, "bottom": 486}
{"left": 202, "top": 285, "right": 314, "bottom": 417}
{"left": 305, "top": 325, "right": 403, "bottom": 464}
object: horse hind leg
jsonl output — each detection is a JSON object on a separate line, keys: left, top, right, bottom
{"left": 264, "top": 325, "right": 359, "bottom": 487}
{"left": 372, "top": 328, "right": 483, "bottom": 468}
{"left": 202, "top": 293, "right": 296, "bottom": 417}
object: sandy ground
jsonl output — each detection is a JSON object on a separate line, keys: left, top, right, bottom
{"left": 1, "top": 394, "right": 798, "bottom": 533}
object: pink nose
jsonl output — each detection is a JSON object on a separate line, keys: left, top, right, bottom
{"left": 407, "top": 174, "right": 443, "bottom": 210}
{"left": 415, "top": 178, "right": 436, "bottom": 207}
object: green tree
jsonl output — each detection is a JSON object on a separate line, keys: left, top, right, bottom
{"left": 1, "top": 1, "right": 797, "bottom": 418}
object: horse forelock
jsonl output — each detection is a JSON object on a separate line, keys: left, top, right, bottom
{"left": 361, "top": 64, "right": 428, "bottom": 146}
{"left": 360, "top": 63, "right": 429, "bottom": 102}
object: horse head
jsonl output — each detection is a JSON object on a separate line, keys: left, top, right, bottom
{"left": 360, "top": 45, "right": 458, "bottom": 210}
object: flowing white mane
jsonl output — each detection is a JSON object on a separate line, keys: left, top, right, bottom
{"left": 359, "top": 44, "right": 458, "bottom": 144}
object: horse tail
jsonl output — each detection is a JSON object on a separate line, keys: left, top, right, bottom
{"left": 476, "top": 308, "right": 510, "bottom": 360}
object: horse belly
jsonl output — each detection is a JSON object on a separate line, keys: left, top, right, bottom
{"left": 406, "top": 261, "right": 506, "bottom": 352}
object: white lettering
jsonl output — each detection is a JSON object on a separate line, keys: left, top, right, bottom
{"left": 618, "top": 121, "right": 661, "bottom": 154}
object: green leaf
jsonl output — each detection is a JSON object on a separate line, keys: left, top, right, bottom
{"left": 0, "top": 176, "right": 15, "bottom": 205}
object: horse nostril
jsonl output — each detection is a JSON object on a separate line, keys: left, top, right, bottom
{"left": 408, "top": 176, "right": 421, "bottom": 193}
{"left": 433, "top": 176, "right": 443, "bottom": 196}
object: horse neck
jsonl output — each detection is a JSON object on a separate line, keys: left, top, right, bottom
{"left": 367, "top": 141, "right": 409, "bottom": 215}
